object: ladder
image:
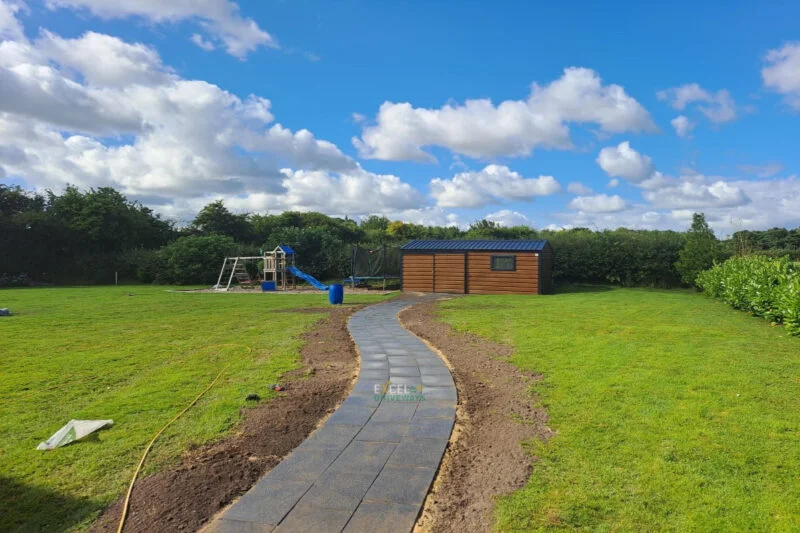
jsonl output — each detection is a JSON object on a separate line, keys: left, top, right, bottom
{"left": 214, "top": 257, "right": 252, "bottom": 291}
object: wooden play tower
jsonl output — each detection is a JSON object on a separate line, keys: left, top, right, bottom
{"left": 214, "top": 245, "right": 297, "bottom": 291}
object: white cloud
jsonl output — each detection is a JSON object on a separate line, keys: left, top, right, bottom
{"left": 567, "top": 181, "right": 592, "bottom": 195}
{"left": 46, "top": 0, "right": 276, "bottom": 59}
{"left": 221, "top": 167, "right": 423, "bottom": 216}
{"left": 0, "top": 0, "right": 24, "bottom": 40}
{"left": 762, "top": 42, "right": 800, "bottom": 109}
{"left": 657, "top": 83, "right": 737, "bottom": 124}
{"left": 608, "top": 178, "right": 619, "bottom": 188}
{"left": 393, "top": 207, "right": 462, "bottom": 228}
{"left": 485, "top": 209, "right": 533, "bottom": 227}
{"left": 429, "top": 164, "right": 561, "bottom": 208}
{"left": 354, "top": 67, "right": 655, "bottom": 162}
{"left": 670, "top": 115, "right": 694, "bottom": 138}
{"left": 642, "top": 178, "right": 750, "bottom": 209}
{"left": 191, "top": 33, "right": 215, "bottom": 52}
{"left": 568, "top": 193, "right": 627, "bottom": 213}
{"left": 657, "top": 83, "right": 709, "bottom": 110}
{"left": 596, "top": 141, "right": 655, "bottom": 182}
{"left": 0, "top": 61, "right": 146, "bottom": 134}
{"left": 0, "top": 9, "right": 430, "bottom": 223}
{"left": 37, "top": 30, "right": 172, "bottom": 87}
{"left": 557, "top": 175, "right": 800, "bottom": 233}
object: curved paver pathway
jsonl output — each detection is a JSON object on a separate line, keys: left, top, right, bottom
{"left": 208, "top": 295, "right": 456, "bottom": 533}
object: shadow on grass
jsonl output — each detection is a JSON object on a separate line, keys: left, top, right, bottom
{"left": 0, "top": 476, "right": 96, "bottom": 533}
{"left": 553, "top": 283, "right": 615, "bottom": 294}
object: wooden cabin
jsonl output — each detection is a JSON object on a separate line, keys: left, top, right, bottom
{"left": 400, "top": 239, "right": 553, "bottom": 295}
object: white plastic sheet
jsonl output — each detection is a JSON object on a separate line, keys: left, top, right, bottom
{"left": 37, "top": 419, "right": 113, "bottom": 450}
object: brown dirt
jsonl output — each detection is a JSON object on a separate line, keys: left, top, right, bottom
{"left": 90, "top": 306, "right": 362, "bottom": 533}
{"left": 399, "top": 301, "right": 553, "bottom": 533}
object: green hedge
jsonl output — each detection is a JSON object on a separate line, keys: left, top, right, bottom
{"left": 545, "top": 229, "right": 686, "bottom": 287}
{"left": 696, "top": 255, "right": 800, "bottom": 336}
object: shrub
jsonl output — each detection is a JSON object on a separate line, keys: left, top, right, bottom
{"left": 544, "top": 228, "right": 685, "bottom": 287}
{"left": 156, "top": 235, "right": 238, "bottom": 285}
{"left": 696, "top": 255, "right": 800, "bottom": 335}
{"left": 0, "top": 273, "right": 31, "bottom": 287}
{"left": 675, "top": 213, "right": 725, "bottom": 286}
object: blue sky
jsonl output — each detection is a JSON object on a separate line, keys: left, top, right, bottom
{"left": 1, "top": 0, "right": 799, "bottom": 233}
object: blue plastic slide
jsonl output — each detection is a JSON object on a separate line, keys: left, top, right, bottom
{"left": 287, "top": 266, "right": 328, "bottom": 290}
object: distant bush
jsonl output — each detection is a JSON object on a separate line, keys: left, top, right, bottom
{"left": 155, "top": 235, "right": 239, "bottom": 285}
{"left": 696, "top": 255, "right": 800, "bottom": 336}
{"left": 0, "top": 273, "right": 30, "bottom": 287}
{"left": 675, "top": 213, "right": 725, "bottom": 286}
{"left": 545, "top": 229, "right": 686, "bottom": 287}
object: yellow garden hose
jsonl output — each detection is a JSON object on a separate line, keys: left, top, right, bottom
{"left": 117, "top": 344, "right": 252, "bottom": 533}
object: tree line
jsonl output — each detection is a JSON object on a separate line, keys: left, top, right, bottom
{"left": 1, "top": 184, "right": 798, "bottom": 287}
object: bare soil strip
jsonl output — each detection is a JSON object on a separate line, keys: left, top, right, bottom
{"left": 90, "top": 306, "right": 360, "bottom": 533}
{"left": 399, "top": 301, "right": 553, "bottom": 532}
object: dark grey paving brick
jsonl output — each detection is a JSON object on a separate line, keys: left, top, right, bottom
{"left": 389, "top": 366, "right": 421, "bottom": 377}
{"left": 419, "top": 366, "right": 452, "bottom": 375}
{"left": 273, "top": 504, "right": 353, "bottom": 532}
{"left": 326, "top": 440, "right": 396, "bottom": 475}
{"left": 370, "top": 402, "right": 418, "bottom": 423}
{"left": 387, "top": 356, "right": 417, "bottom": 367}
{"left": 358, "top": 370, "right": 389, "bottom": 380}
{"left": 389, "top": 375, "right": 423, "bottom": 385}
{"left": 326, "top": 405, "right": 375, "bottom": 425}
{"left": 420, "top": 386, "right": 457, "bottom": 401}
{"left": 295, "top": 470, "right": 377, "bottom": 510}
{"left": 420, "top": 374, "right": 455, "bottom": 387}
{"left": 415, "top": 358, "right": 449, "bottom": 368}
{"left": 342, "top": 502, "right": 420, "bottom": 533}
{"left": 409, "top": 416, "right": 454, "bottom": 438}
{"left": 386, "top": 437, "right": 448, "bottom": 468}
{"left": 225, "top": 480, "right": 311, "bottom": 525}
{"left": 264, "top": 447, "right": 341, "bottom": 482}
{"left": 414, "top": 402, "right": 456, "bottom": 419}
{"left": 206, "top": 518, "right": 276, "bottom": 532}
{"left": 350, "top": 380, "right": 382, "bottom": 393}
{"left": 297, "top": 424, "right": 360, "bottom": 451}
{"left": 341, "top": 392, "right": 381, "bottom": 408}
{"left": 355, "top": 421, "right": 410, "bottom": 443}
{"left": 361, "top": 352, "right": 388, "bottom": 360}
{"left": 362, "top": 361, "right": 389, "bottom": 370}
{"left": 362, "top": 465, "right": 436, "bottom": 505}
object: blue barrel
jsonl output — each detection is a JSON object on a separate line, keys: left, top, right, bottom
{"left": 261, "top": 281, "right": 276, "bottom": 291}
{"left": 328, "top": 283, "right": 344, "bottom": 305}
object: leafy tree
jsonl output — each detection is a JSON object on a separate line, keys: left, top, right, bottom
{"left": 263, "top": 226, "right": 350, "bottom": 280}
{"left": 46, "top": 186, "right": 172, "bottom": 252}
{"left": 192, "top": 200, "right": 253, "bottom": 242}
{"left": 0, "top": 185, "right": 45, "bottom": 216}
{"left": 157, "top": 235, "right": 238, "bottom": 284}
{"left": 675, "top": 213, "right": 723, "bottom": 286}
{"left": 464, "top": 220, "right": 539, "bottom": 240}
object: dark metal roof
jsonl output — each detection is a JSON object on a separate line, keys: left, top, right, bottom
{"left": 401, "top": 239, "right": 549, "bottom": 252}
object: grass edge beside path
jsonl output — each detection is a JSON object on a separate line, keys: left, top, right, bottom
{"left": 0, "top": 286, "right": 391, "bottom": 532}
{"left": 433, "top": 287, "right": 800, "bottom": 532}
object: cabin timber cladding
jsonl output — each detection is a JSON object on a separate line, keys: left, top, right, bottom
{"left": 400, "top": 240, "right": 553, "bottom": 295}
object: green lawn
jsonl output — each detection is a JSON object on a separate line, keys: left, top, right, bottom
{"left": 436, "top": 287, "right": 800, "bottom": 532}
{"left": 0, "top": 286, "right": 389, "bottom": 532}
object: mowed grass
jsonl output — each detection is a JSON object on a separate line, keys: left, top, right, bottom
{"left": 0, "top": 286, "right": 389, "bottom": 532}
{"left": 436, "top": 287, "right": 800, "bottom": 532}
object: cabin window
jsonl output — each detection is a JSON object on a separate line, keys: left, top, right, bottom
{"left": 490, "top": 255, "right": 516, "bottom": 271}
